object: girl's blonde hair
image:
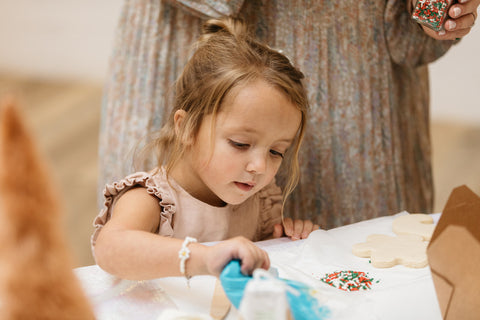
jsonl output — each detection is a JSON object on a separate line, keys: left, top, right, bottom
{"left": 150, "top": 17, "right": 308, "bottom": 205}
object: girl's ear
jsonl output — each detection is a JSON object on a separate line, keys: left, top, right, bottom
{"left": 174, "top": 110, "right": 193, "bottom": 146}
{"left": 174, "top": 110, "right": 186, "bottom": 135}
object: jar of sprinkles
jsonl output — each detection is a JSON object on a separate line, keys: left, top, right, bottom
{"left": 412, "top": 0, "right": 453, "bottom": 31}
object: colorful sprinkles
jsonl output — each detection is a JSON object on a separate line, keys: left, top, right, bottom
{"left": 316, "top": 270, "right": 379, "bottom": 292}
{"left": 412, "top": 0, "right": 451, "bottom": 31}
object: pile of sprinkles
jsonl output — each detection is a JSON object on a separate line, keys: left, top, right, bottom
{"left": 317, "top": 270, "right": 379, "bottom": 292}
{"left": 412, "top": 0, "right": 450, "bottom": 31}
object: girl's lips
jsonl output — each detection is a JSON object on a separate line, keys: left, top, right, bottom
{"left": 234, "top": 181, "right": 255, "bottom": 192}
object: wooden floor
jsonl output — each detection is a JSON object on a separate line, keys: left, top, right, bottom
{"left": 1, "top": 74, "right": 480, "bottom": 267}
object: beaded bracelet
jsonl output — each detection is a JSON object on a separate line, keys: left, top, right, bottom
{"left": 179, "top": 236, "right": 197, "bottom": 287}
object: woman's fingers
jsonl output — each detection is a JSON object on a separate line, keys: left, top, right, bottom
{"left": 445, "top": 12, "right": 476, "bottom": 31}
{"left": 449, "top": 0, "right": 478, "bottom": 24}
{"left": 417, "top": 0, "right": 479, "bottom": 40}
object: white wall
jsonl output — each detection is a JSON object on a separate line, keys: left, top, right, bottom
{"left": 0, "top": 1, "right": 479, "bottom": 123}
{"left": 0, "top": 0, "right": 123, "bottom": 84}
{"left": 430, "top": 24, "right": 480, "bottom": 124}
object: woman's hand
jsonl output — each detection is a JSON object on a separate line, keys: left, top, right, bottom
{"left": 203, "top": 236, "right": 270, "bottom": 277}
{"left": 272, "top": 218, "right": 320, "bottom": 240}
{"left": 416, "top": 0, "right": 479, "bottom": 40}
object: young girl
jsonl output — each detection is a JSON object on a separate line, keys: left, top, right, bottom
{"left": 92, "top": 18, "right": 319, "bottom": 281}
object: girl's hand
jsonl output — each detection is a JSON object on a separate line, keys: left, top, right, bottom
{"left": 272, "top": 218, "right": 320, "bottom": 240}
{"left": 415, "top": 0, "right": 479, "bottom": 40}
{"left": 203, "top": 236, "right": 270, "bottom": 277}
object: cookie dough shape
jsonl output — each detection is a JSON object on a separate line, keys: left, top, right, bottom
{"left": 352, "top": 234, "right": 428, "bottom": 268}
{"left": 392, "top": 214, "right": 435, "bottom": 241}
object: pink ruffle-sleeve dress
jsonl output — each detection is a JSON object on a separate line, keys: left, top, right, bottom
{"left": 91, "top": 168, "right": 283, "bottom": 252}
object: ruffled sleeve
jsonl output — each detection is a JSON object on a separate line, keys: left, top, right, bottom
{"left": 255, "top": 180, "right": 283, "bottom": 241}
{"left": 91, "top": 171, "right": 177, "bottom": 250}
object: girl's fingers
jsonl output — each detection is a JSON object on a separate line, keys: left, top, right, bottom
{"left": 240, "top": 248, "right": 269, "bottom": 275}
{"left": 282, "top": 217, "right": 294, "bottom": 237}
{"left": 259, "top": 250, "right": 270, "bottom": 271}
{"left": 272, "top": 223, "right": 284, "bottom": 238}
{"left": 300, "top": 219, "right": 313, "bottom": 239}
{"left": 292, "top": 219, "right": 304, "bottom": 240}
{"left": 207, "top": 236, "right": 268, "bottom": 276}
{"left": 283, "top": 218, "right": 319, "bottom": 240}
{"left": 236, "top": 238, "right": 269, "bottom": 275}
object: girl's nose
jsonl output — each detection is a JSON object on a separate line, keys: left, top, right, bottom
{"left": 246, "top": 152, "right": 266, "bottom": 174}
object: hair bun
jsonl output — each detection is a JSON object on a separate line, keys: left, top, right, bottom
{"left": 202, "top": 18, "right": 248, "bottom": 39}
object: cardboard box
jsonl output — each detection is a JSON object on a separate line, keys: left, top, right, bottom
{"left": 427, "top": 185, "right": 480, "bottom": 320}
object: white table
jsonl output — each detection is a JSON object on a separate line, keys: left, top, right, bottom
{"left": 75, "top": 212, "right": 443, "bottom": 320}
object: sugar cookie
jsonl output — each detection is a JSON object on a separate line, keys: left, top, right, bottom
{"left": 392, "top": 213, "right": 435, "bottom": 241}
{"left": 352, "top": 234, "right": 428, "bottom": 268}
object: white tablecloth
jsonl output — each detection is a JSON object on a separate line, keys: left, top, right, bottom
{"left": 75, "top": 212, "right": 442, "bottom": 320}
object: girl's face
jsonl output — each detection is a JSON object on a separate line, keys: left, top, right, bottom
{"left": 174, "top": 79, "right": 302, "bottom": 206}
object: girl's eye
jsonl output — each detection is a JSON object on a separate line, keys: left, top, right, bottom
{"left": 270, "top": 149, "right": 284, "bottom": 158}
{"left": 229, "top": 140, "right": 249, "bottom": 149}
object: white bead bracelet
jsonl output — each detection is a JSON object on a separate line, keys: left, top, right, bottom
{"left": 178, "top": 236, "right": 197, "bottom": 286}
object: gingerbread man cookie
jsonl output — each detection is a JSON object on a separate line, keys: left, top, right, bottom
{"left": 352, "top": 234, "right": 428, "bottom": 268}
{"left": 392, "top": 214, "right": 435, "bottom": 241}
